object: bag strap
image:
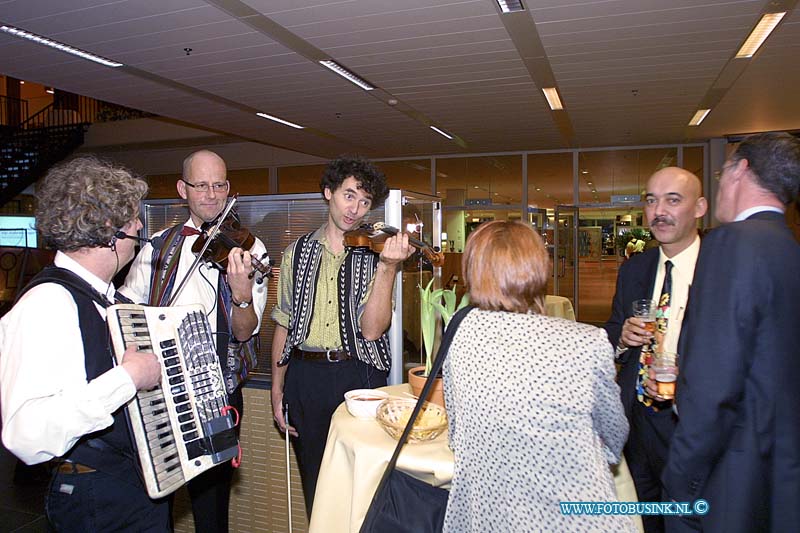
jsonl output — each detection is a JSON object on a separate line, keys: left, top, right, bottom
{"left": 371, "top": 304, "right": 474, "bottom": 486}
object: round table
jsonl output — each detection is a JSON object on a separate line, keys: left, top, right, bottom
{"left": 309, "top": 384, "right": 642, "bottom": 533}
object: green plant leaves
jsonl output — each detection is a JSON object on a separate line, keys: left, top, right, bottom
{"left": 419, "top": 279, "right": 471, "bottom": 376}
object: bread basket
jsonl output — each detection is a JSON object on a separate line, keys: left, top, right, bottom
{"left": 375, "top": 398, "right": 447, "bottom": 443}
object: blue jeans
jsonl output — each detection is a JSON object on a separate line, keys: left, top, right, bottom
{"left": 46, "top": 468, "right": 170, "bottom": 532}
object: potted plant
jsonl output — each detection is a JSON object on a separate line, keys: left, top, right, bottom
{"left": 408, "top": 279, "right": 470, "bottom": 406}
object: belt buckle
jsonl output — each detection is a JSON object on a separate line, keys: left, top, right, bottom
{"left": 325, "top": 349, "right": 339, "bottom": 363}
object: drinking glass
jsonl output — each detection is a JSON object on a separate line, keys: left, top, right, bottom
{"left": 653, "top": 351, "right": 678, "bottom": 399}
{"left": 632, "top": 299, "right": 657, "bottom": 335}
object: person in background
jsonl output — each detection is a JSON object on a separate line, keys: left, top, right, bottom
{"left": 442, "top": 220, "right": 633, "bottom": 532}
{"left": 604, "top": 167, "right": 707, "bottom": 533}
{"left": 121, "top": 149, "right": 268, "bottom": 532}
{"left": 0, "top": 156, "right": 169, "bottom": 531}
{"left": 662, "top": 132, "right": 800, "bottom": 533}
{"left": 270, "top": 156, "right": 413, "bottom": 515}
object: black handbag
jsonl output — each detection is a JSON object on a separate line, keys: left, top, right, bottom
{"left": 359, "top": 306, "right": 473, "bottom": 533}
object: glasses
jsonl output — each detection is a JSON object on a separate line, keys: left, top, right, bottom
{"left": 181, "top": 178, "right": 229, "bottom": 193}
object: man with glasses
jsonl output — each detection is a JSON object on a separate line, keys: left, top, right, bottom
{"left": 662, "top": 132, "right": 800, "bottom": 533}
{"left": 121, "top": 149, "right": 268, "bottom": 532}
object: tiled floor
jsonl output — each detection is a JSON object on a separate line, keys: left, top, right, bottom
{"left": 0, "top": 444, "right": 49, "bottom": 532}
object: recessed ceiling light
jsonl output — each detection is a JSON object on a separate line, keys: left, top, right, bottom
{"left": 319, "top": 60, "right": 374, "bottom": 90}
{"left": 496, "top": 0, "right": 525, "bottom": 13}
{"left": 736, "top": 12, "right": 786, "bottom": 58}
{"left": 535, "top": 187, "right": 541, "bottom": 191}
{"left": 581, "top": 170, "right": 588, "bottom": 174}
{"left": 587, "top": 181, "right": 593, "bottom": 185}
{"left": 430, "top": 125, "right": 453, "bottom": 140}
{"left": 688, "top": 108, "right": 711, "bottom": 126}
{"left": 256, "top": 112, "right": 304, "bottom": 129}
{"left": 0, "top": 24, "right": 123, "bottom": 67}
{"left": 542, "top": 87, "right": 564, "bottom": 110}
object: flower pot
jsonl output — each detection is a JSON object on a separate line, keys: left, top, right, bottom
{"left": 408, "top": 365, "right": 445, "bottom": 407}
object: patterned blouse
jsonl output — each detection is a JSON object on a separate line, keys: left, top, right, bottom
{"left": 442, "top": 310, "right": 635, "bottom": 532}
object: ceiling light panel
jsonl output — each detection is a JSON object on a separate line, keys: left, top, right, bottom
{"left": 688, "top": 108, "right": 711, "bottom": 126}
{"left": 542, "top": 87, "right": 564, "bottom": 110}
{"left": 497, "top": 0, "right": 525, "bottom": 14}
{"left": 430, "top": 126, "right": 454, "bottom": 140}
{"left": 0, "top": 24, "right": 123, "bottom": 67}
{"left": 735, "top": 12, "right": 786, "bottom": 58}
{"left": 256, "top": 112, "right": 304, "bottom": 129}
{"left": 319, "top": 60, "right": 374, "bottom": 90}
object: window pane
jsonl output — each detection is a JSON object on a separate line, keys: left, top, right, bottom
{"left": 375, "top": 160, "right": 431, "bottom": 194}
{"left": 683, "top": 146, "right": 704, "bottom": 178}
{"left": 436, "top": 155, "right": 522, "bottom": 206}
{"left": 528, "top": 152, "right": 573, "bottom": 209}
{"left": 277, "top": 164, "right": 327, "bottom": 193}
{"left": 578, "top": 148, "right": 678, "bottom": 204}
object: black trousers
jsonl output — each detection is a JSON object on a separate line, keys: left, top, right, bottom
{"left": 186, "top": 386, "right": 244, "bottom": 533}
{"left": 625, "top": 401, "right": 677, "bottom": 533}
{"left": 283, "top": 357, "right": 387, "bottom": 517}
{"left": 46, "top": 467, "right": 170, "bottom": 531}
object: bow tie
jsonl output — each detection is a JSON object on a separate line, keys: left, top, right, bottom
{"left": 180, "top": 225, "right": 202, "bottom": 237}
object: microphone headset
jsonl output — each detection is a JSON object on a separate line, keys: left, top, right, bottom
{"left": 113, "top": 231, "right": 165, "bottom": 250}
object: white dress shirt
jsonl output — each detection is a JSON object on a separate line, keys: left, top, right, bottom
{"left": 0, "top": 252, "right": 135, "bottom": 465}
{"left": 120, "top": 218, "right": 268, "bottom": 337}
{"left": 650, "top": 235, "right": 701, "bottom": 354}
{"left": 734, "top": 205, "right": 784, "bottom": 221}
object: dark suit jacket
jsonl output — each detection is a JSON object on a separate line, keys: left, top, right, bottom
{"left": 662, "top": 211, "right": 800, "bottom": 533}
{"left": 604, "top": 248, "right": 660, "bottom": 419}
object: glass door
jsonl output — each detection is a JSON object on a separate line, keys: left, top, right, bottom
{"left": 527, "top": 207, "right": 552, "bottom": 293}
{"left": 554, "top": 205, "right": 579, "bottom": 319}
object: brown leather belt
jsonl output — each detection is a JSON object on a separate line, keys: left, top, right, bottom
{"left": 56, "top": 461, "right": 96, "bottom": 474}
{"left": 292, "top": 348, "right": 351, "bottom": 363}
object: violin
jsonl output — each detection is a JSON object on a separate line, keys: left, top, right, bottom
{"left": 192, "top": 213, "right": 273, "bottom": 284}
{"left": 343, "top": 222, "right": 444, "bottom": 267}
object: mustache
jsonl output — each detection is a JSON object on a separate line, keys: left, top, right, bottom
{"left": 650, "top": 216, "right": 675, "bottom": 226}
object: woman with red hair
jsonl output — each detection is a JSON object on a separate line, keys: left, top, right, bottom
{"left": 442, "top": 221, "right": 633, "bottom": 532}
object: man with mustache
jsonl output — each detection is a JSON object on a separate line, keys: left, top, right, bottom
{"left": 604, "top": 167, "right": 707, "bottom": 533}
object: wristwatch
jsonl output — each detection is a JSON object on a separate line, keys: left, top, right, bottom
{"left": 232, "top": 297, "right": 252, "bottom": 309}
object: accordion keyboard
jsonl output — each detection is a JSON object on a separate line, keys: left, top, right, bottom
{"left": 108, "top": 304, "right": 238, "bottom": 499}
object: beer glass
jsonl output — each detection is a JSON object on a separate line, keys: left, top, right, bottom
{"left": 653, "top": 352, "right": 678, "bottom": 399}
{"left": 632, "top": 299, "right": 657, "bottom": 336}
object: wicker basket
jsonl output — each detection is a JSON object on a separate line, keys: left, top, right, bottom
{"left": 375, "top": 398, "right": 448, "bottom": 443}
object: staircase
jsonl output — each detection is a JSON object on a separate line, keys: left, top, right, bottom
{"left": 0, "top": 121, "right": 88, "bottom": 206}
{"left": 0, "top": 93, "right": 153, "bottom": 208}
{"left": 0, "top": 97, "right": 91, "bottom": 206}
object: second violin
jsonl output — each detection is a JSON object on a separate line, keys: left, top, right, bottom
{"left": 343, "top": 222, "right": 444, "bottom": 267}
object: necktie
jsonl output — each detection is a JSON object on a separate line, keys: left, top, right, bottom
{"left": 637, "top": 260, "right": 673, "bottom": 407}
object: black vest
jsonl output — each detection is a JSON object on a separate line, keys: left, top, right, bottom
{"left": 19, "top": 267, "right": 137, "bottom": 476}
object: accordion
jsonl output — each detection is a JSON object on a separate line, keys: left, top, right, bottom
{"left": 107, "top": 303, "right": 239, "bottom": 499}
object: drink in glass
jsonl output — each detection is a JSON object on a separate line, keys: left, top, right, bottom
{"left": 653, "top": 352, "right": 678, "bottom": 400}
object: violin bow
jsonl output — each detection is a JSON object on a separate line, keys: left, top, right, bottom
{"left": 167, "top": 195, "right": 239, "bottom": 306}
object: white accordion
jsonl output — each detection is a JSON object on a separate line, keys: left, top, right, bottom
{"left": 107, "top": 303, "right": 239, "bottom": 499}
